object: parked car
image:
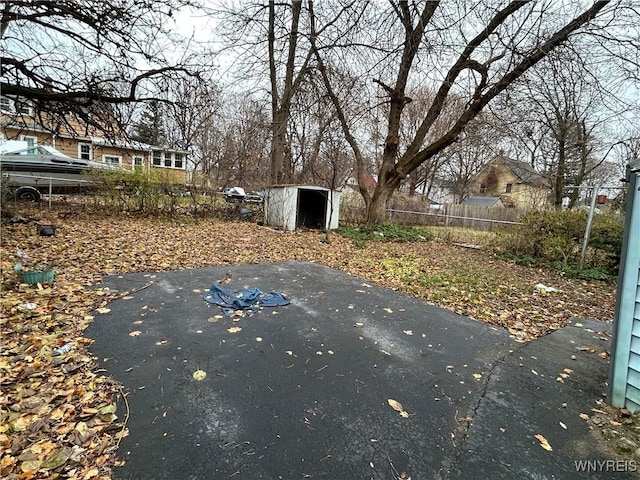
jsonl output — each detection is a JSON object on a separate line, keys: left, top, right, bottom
{"left": 222, "top": 186, "right": 264, "bottom": 204}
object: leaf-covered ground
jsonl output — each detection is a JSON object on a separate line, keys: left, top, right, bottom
{"left": 0, "top": 203, "right": 617, "bottom": 479}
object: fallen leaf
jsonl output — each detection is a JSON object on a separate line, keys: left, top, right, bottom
{"left": 388, "top": 398, "right": 404, "bottom": 412}
{"left": 578, "top": 346, "right": 597, "bottom": 353}
{"left": 192, "top": 370, "right": 207, "bottom": 381}
{"left": 82, "top": 467, "right": 100, "bottom": 479}
{"left": 129, "top": 330, "right": 141, "bottom": 337}
{"left": 227, "top": 326, "right": 242, "bottom": 333}
{"left": 95, "top": 307, "right": 111, "bottom": 314}
{"left": 21, "top": 459, "right": 42, "bottom": 472}
{"left": 534, "top": 433, "right": 553, "bottom": 451}
{"left": 579, "top": 413, "right": 590, "bottom": 420}
{"left": 256, "top": 337, "right": 263, "bottom": 342}
{"left": 559, "top": 421, "right": 567, "bottom": 430}
{"left": 383, "top": 308, "right": 393, "bottom": 313}
{"left": 403, "top": 330, "right": 413, "bottom": 336}
{"left": 473, "top": 373, "right": 482, "bottom": 381}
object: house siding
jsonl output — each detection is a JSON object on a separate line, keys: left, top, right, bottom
{"left": 2, "top": 118, "right": 187, "bottom": 183}
{"left": 469, "top": 156, "right": 550, "bottom": 210}
{"left": 609, "top": 169, "right": 640, "bottom": 411}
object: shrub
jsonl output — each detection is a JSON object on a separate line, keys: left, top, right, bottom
{"left": 496, "top": 209, "right": 623, "bottom": 278}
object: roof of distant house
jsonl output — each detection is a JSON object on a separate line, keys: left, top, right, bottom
{"left": 463, "top": 196, "right": 504, "bottom": 207}
{"left": 346, "top": 172, "right": 377, "bottom": 189}
{"left": 498, "top": 156, "right": 551, "bottom": 188}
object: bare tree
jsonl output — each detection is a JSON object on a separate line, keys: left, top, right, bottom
{"left": 214, "top": 1, "right": 317, "bottom": 185}
{"left": 1, "top": 0, "right": 206, "bottom": 136}
{"left": 308, "top": 0, "right": 631, "bottom": 223}
{"left": 490, "top": 42, "right": 635, "bottom": 209}
{"left": 190, "top": 95, "right": 270, "bottom": 190}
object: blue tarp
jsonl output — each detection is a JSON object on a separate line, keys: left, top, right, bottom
{"left": 203, "top": 284, "right": 290, "bottom": 316}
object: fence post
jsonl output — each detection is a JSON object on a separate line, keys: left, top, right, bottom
{"left": 580, "top": 185, "right": 600, "bottom": 270}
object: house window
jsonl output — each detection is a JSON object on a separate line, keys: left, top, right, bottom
{"left": 505, "top": 183, "right": 513, "bottom": 193}
{"left": 20, "top": 135, "right": 38, "bottom": 152}
{"left": 152, "top": 151, "right": 162, "bottom": 166}
{"left": 174, "top": 153, "right": 184, "bottom": 169}
{"left": 480, "top": 183, "right": 486, "bottom": 194}
{"left": 102, "top": 154, "right": 122, "bottom": 165}
{"left": 78, "top": 143, "right": 92, "bottom": 161}
{"left": 133, "top": 156, "right": 144, "bottom": 169}
{"left": 0, "top": 97, "right": 32, "bottom": 115}
{"left": 0, "top": 97, "right": 13, "bottom": 113}
{"left": 14, "top": 99, "right": 32, "bottom": 116}
{"left": 164, "top": 152, "right": 173, "bottom": 167}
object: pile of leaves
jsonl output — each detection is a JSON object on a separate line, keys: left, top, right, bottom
{"left": 0, "top": 203, "right": 617, "bottom": 478}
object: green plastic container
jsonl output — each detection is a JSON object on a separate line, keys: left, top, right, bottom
{"left": 18, "top": 268, "right": 55, "bottom": 284}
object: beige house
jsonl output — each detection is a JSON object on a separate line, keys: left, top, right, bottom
{"left": 469, "top": 155, "right": 551, "bottom": 209}
{"left": 0, "top": 95, "right": 188, "bottom": 183}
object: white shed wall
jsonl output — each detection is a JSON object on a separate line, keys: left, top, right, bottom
{"left": 265, "top": 187, "right": 297, "bottom": 231}
{"left": 264, "top": 186, "right": 341, "bottom": 231}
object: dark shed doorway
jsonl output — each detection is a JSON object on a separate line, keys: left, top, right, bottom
{"left": 297, "top": 188, "right": 328, "bottom": 229}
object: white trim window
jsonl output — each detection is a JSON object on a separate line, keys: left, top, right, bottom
{"left": 0, "top": 97, "right": 13, "bottom": 113}
{"left": 164, "top": 152, "right": 173, "bottom": 167}
{"left": 78, "top": 143, "right": 93, "bottom": 161}
{"left": 132, "top": 155, "right": 144, "bottom": 170}
{"left": 1, "top": 96, "right": 32, "bottom": 115}
{"left": 152, "top": 150, "right": 162, "bottom": 166}
{"left": 20, "top": 135, "right": 38, "bottom": 151}
{"left": 102, "top": 154, "right": 122, "bottom": 166}
{"left": 174, "top": 153, "right": 184, "bottom": 169}
{"left": 14, "top": 99, "right": 33, "bottom": 116}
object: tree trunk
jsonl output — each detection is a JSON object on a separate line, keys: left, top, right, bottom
{"left": 366, "top": 176, "right": 400, "bottom": 224}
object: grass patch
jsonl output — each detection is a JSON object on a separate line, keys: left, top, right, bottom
{"left": 336, "top": 223, "right": 432, "bottom": 246}
{"left": 499, "top": 251, "right": 615, "bottom": 282}
{"left": 421, "top": 226, "right": 499, "bottom": 246}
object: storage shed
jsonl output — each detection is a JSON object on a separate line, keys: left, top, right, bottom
{"left": 264, "top": 185, "right": 340, "bottom": 232}
{"left": 609, "top": 160, "right": 640, "bottom": 411}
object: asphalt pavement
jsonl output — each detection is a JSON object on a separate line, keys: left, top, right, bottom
{"left": 85, "top": 261, "right": 627, "bottom": 479}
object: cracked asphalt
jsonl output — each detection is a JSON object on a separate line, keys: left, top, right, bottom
{"left": 86, "top": 261, "right": 626, "bottom": 479}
